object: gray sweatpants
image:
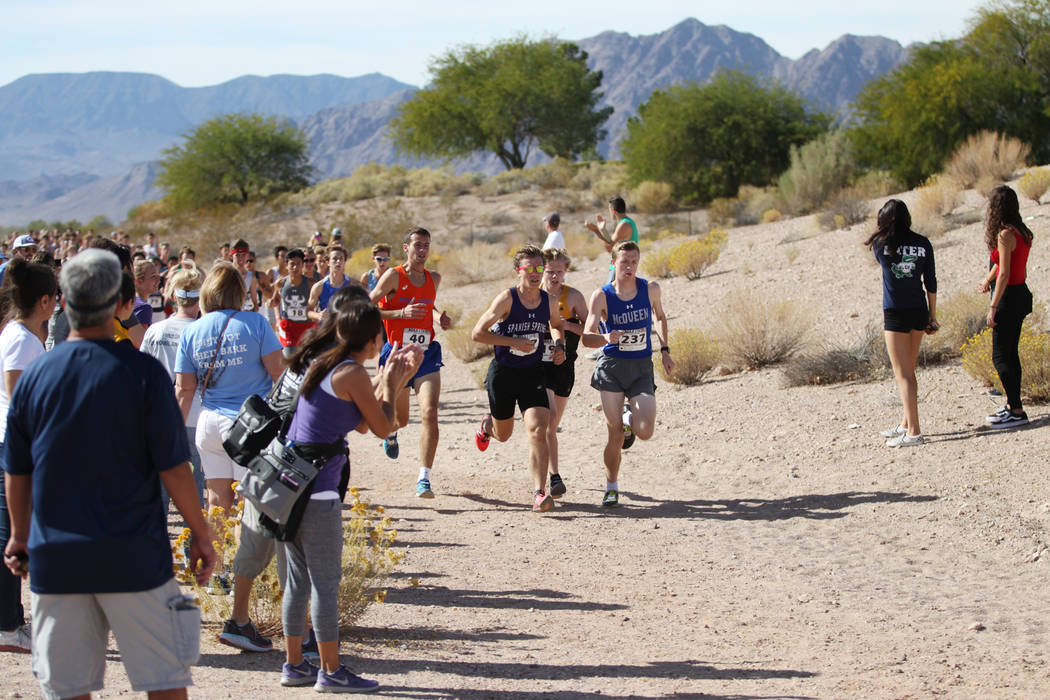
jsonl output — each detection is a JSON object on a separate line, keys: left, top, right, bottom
{"left": 281, "top": 499, "right": 343, "bottom": 642}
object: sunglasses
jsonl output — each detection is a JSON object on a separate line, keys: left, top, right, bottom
{"left": 518, "top": 265, "right": 545, "bottom": 274}
{"left": 374, "top": 256, "right": 390, "bottom": 262}
{"left": 304, "top": 258, "right": 316, "bottom": 263}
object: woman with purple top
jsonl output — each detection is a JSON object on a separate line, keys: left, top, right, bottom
{"left": 278, "top": 299, "right": 421, "bottom": 693}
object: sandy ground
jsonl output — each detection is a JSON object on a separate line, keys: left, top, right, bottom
{"left": 7, "top": 186, "right": 1050, "bottom": 698}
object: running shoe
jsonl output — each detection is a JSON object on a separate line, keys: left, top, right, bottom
{"left": 301, "top": 628, "right": 319, "bottom": 662}
{"left": 532, "top": 490, "right": 554, "bottom": 512}
{"left": 474, "top": 415, "right": 491, "bottom": 452}
{"left": 382, "top": 433, "right": 399, "bottom": 459}
{"left": 0, "top": 623, "right": 31, "bottom": 653}
{"left": 880, "top": 424, "right": 906, "bottom": 438}
{"left": 549, "top": 473, "right": 566, "bottom": 498}
{"left": 206, "top": 573, "right": 232, "bottom": 595}
{"left": 985, "top": 405, "right": 1010, "bottom": 423}
{"left": 601, "top": 490, "right": 619, "bottom": 508}
{"left": 416, "top": 478, "right": 435, "bottom": 499}
{"left": 315, "top": 664, "right": 380, "bottom": 693}
{"left": 987, "top": 411, "right": 1029, "bottom": 429}
{"left": 886, "top": 433, "right": 925, "bottom": 447}
{"left": 621, "top": 405, "right": 635, "bottom": 450}
{"left": 281, "top": 658, "right": 320, "bottom": 687}
{"left": 219, "top": 618, "right": 273, "bottom": 652}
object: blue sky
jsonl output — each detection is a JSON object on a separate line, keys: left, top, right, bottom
{"left": 4, "top": 0, "right": 981, "bottom": 88}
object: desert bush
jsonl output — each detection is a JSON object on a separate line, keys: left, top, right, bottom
{"left": 642, "top": 245, "right": 677, "bottom": 278}
{"left": 477, "top": 169, "right": 530, "bottom": 196}
{"left": 127, "top": 199, "right": 171, "bottom": 223}
{"left": 564, "top": 231, "right": 608, "bottom": 262}
{"left": 851, "top": 170, "right": 904, "bottom": 199}
{"left": 912, "top": 174, "right": 962, "bottom": 236}
{"left": 706, "top": 197, "right": 744, "bottom": 228}
{"left": 570, "top": 161, "right": 628, "bottom": 198}
{"left": 668, "top": 229, "right": 728, "bottom": 280}
{"left": 333, "top": 198, "right": 415, "bottom": 253}
{"left": 527, "top": 158, "right": 576, "bottom": 190}
{"left": 631, "top": 180, "right": 675, "bottom": 213}
{"left": 433, "top": 241, "right": 507, "bottom": 286}
{"left": 657, "top": 328, "right": 723, "bottom": 385}
{"left": 817, "top": 187, "right": 870, "bottom": 231}
{"left": 782, "top": 325, "right": 887, "bottom": 386}
{"left": 443, "top": 307, "right": 494, "bottom": 362}
{"left": 346, "top": 246, "right": 375, "bottom": 279}
{"left": 736, "top": 185, "right": 781, "bottom": 225}
{"left": 173, "top": 489, "right": 401, "bottom": 636}
{"left": 924, "top": 291, "right": 988, "bottom": 358}
{"left": 717, "top": 292, "right": 813, "bottom": 368}
{"left": 961, "top": 322, "right": 1050, "bottom": 401}
{"left": 441, "top": 302, "right": 464, "bottom": 329}
{"left": 944, "top": 131, "right": 1030, "bottom": 190}
{"left": 1018, "top": 167, "right": 1050, "bottom": 203}
{"left": 777, "top": 130, "right": 856, "bottom": 214}
{"left": 761, "top": 208, "right": 782, "bottom": 224}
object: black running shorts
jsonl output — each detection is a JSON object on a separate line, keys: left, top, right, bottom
{"left": 485, "top": 359, "right": 549, "bottom": 420}
{"left": 540, "top": 359, "right": 575, "bottom": 398}
{"left": 883, "top": 307, "right": 929, "bottom": 333}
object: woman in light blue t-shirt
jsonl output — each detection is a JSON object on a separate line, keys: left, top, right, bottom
{"left": 175, "top": 263, "right": 283, "bottom": 515}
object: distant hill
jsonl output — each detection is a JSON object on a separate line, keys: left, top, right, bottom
{"left": 0, "top": 163, "right": 163, "bottom": 225}
{"left": 0, "top": 19, "right": 911, "bottom": 225}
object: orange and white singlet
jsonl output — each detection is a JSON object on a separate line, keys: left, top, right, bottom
{"left": 377, "top": 265, "right": 437, "bottom": 349}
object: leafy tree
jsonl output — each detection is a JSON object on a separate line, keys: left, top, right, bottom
{"left": 621, "top": 71, "right": 828, "bottom": 203}
{"left": 851, "top": 0, "right": 1050, "bottom": 186}
{"left": 86, "top": 215, "right": 113, "bottom": 230}
{"left": 157, "top": 112, "right": 314, "bottom": 210}
{"left": 390, "top": 36, "right": 613, "bottom": 170}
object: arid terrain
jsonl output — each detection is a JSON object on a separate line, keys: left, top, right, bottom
{"left": 8, "top": 182, "right": 1050, "bottom": 698}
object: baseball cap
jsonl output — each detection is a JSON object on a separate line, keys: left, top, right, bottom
{"left": 543, "top": 212, "right": 560, "bottom": 228}
{"left": 12, "top": 234, "right": 37, "bottom": 249}
{"left": 331, "top": 227, "right": 343, "bottom": 238}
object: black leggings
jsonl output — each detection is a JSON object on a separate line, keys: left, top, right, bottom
{"left": 0, "top": 469, "right": 26, "bottom": 632}
{"left": 991, "top": 284, "right": 1033, "bottom": 410}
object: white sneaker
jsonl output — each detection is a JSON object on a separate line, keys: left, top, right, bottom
{"left": 0, "top": 624, "right": 31, "bottom": 653}
{"left": 887, "top": 433, "right": 925, "bottom": 447}
{"left": 985, "top": 405, "right": 1010, "bottom": 423}
{"left": 880, "top": 424, "right": 906, "bottom": 438}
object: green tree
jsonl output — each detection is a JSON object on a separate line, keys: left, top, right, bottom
{"left": 851, "top": 0, "right": 1050, "bottom": 186}
{"left": 157, "top": 112, "right": 314, "bottom": 210}
{"left": 621, "top": 71, "right": 828, "bottom": 203}
{"left": 390, "top": 36, "right": 613, "bottom": 170}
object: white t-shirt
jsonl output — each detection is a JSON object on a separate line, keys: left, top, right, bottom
{"left": 542, "top": 229, "right": 566, "bottom": 251}
{"left": 0, "top": 321, "right": 45, "bottom": 442}
{"left": 142, "top": 315, "right": 203, "bottom": 427}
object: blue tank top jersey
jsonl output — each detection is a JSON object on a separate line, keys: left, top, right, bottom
{"left": 318, "top": 277, "right": 351, "bottom": 311}
{"left": 493, "top": 288, "right": 550, "bottom": 368}
{"left": 601, "top": 278, "right": 653, "bottom": 358}
{"left": 287, "top": 360, "right": 360, "bottom": 493}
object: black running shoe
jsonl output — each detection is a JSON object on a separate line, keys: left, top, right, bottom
{"left": 549, "top": 473, "right": 566, "bottom": 498}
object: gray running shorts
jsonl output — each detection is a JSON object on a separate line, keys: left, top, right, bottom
{"left": 590, "top": 354, "right": 655, "bottom": 398}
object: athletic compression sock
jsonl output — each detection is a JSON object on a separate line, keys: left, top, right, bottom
{"left": 418, "top": 467, "right": 431, "bottom": 481}
{"left": 606, "top": 481, "right": 619, "bottom": 493}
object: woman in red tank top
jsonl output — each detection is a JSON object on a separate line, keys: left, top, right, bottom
{"left": 976, "top": 185, "right": 1034, "bottom": 428}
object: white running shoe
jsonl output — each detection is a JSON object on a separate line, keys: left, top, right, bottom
{"left": 985, "top": 405, "right": 1010, "bottom": 423}
{"left": 880, "top": 424, "right": 906, "bottom": 438}
{"left": 886, "top": 433, "right": 924, "bottom": 447}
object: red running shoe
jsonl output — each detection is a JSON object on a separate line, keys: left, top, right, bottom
{"left": 474, "top": 414, "right": 491, "bottom": 451}
{"left": 532, "top": 491, "right": 554, "bottom": 512}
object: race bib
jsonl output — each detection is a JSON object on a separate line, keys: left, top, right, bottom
{"left": 617, "top": 327, "right": 648, "bottom": 352}
{"left": 541, "top": 338, "right": 557, "bottom": 362}
{"left": 404, "top": 328, "right": 431, "bottom": 349}
{"left": 509, "top": 333, "right": 539, "bottom": 356}
{"left": 286, "top": 305, "right": 308, "bottom": 322}
{"left": 148, "top": 293, "right": 164, "bottom": 312}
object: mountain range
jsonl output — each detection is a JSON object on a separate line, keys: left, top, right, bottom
{"left": 0, "top": 18, "right": 910, "bottom": 225}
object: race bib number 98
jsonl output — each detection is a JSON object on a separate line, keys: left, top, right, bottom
{"left": 617, "top": 328, "right": 648, "bottom": 352}
{"left": 404, "top": 328, "right": 431, "bottom": 349}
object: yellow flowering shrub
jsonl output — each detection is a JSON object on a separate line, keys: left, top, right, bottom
{"left": 667, "top": 229, "right": 728, "bottom": 280}
{"left": 657, "top": 328, "right": 723, "bottom": 386}
{"left": 961, "top": 323, "right": 1050, "bottom": 401}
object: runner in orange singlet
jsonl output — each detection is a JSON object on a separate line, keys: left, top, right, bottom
{"left": 370, "top": 227, "right": 451, "bottom": 498}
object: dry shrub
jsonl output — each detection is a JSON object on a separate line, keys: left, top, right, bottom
{"left": 642, "top": 243, "right": 677, "bottom": 278}
{"left": 925, "top": 291, "right": 989, "bottom": 358}
{"left": 433, "top": 241, "right": 507, "bottom": 286}
{"left": 817, "top": 187, "right": 869, "bottom": 231}
{"left": 441, "top": 302, "right": 463, "bottom": 329}
{"left": 706, "top": 197, "right": 744, "bottom": 228}
{"left": 657, "top": 328, "right": 722, "bottom": 385}
{"left": 961, "top": 322, "right": 1050, "bottom": 401}
{"left": 944, "top": 131, "right": 1030, "bottom": 190}
{"left": 346, "top": 246, "right": 375, "bottom": 279}
{"left": 782, "top": 325, "right": 887, "bottom": 386}
{"left": 1018, "top": 167, "right": 1050, "bottom": 203}
{"left": 631, "top": 181, "right": 675, "bottom": 213}
{"left": 173, "top": 489, "right": 401, "bottom": 636}
{"left": 852, "top": 170, "right": 904, "bottom": 199}
{"left": 563, "top": 230, "right": 607, "bottom": 262}
{"left": 477, "top": 169, "right": 529, "bottom": 196}
{"left": 570, "top": 162, "right": 628, "bottom": 198}
{"left": 761, "top": 209, "right": 782, "bottom": 224}
{"left": 443, "top": 307, "right": 494, "bottom": 362}
{"left": 777, "top": 130, "right": 856, "bottom": 214}
{"left": 668, "top": 229, "right": 728, "bottom": 280}
{"left": 717, "top": 292, "right": 813, "bottom": 368}
{"left": 528, "top": 158, "right": 576, "bottom": 190}
{"left": 912, "top": 175, "right": 962, "bottom": 237}
{"left": 736, "top": 186, "right": 781, "bottom": 225}
{"left": 127, "top": 199, "right": 171, "bottom": 223}
{"left": 334, "top": 198, "right": 415, "bottom": 253}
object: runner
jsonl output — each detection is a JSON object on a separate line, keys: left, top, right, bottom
{"left": 270, "top": 249, "right": 315, "bottom": 352}
{"left": 361, "top": 244, "right": 392, "bottom": 292}
{"left": 308, "top": 244, "right": 354, "bottom": 321}
{"left": 231, "top": 239, "right": 261, "bottom": 313}
{"left": 471, "top": 245, "right": 567, "bottom": 513}
{"left": 581, "top": 241, "right": 674, "bottom": 508}
{"left": 539, "top": 248, "right": 587, "bottom": 499}
{"left": 369, "top": 227, "right": 451, "bottom": 498}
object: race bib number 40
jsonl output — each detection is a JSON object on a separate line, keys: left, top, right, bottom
{"left": 617, "top": 328, "right": 648, "bottom": 352}
{"left": 404, "top": 328, "right": 432, "bottom": 349}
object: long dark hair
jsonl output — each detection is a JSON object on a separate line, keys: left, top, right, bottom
{"left": 985, "top": 185, "right": 1033, "bottom": 250}
{"left": 1, "top": 257, "right": 57, "bottom": 323}
{"left": 864, "top": 199, "right": 913, "bottom": 254}
{"left": 287, "top": 285, "right": 372, "bottom": 376}
{"left": 297, "top": 299, "right": 382, "bottom": 399}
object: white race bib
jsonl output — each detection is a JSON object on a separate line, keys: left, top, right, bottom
{"left": 404, "top": 328, "right": 431, "bottom": 349}
{"left": 617, "top": 327, "right": 648, "bottom": 352}
{"left": 509, "top": 333, "right": 539, "bottom": 356}
{"left": 287, "top": 305, "right": 308, "bottom": 322}
{"left": 541, "top": 338, "right": 556, "bottom": 362}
